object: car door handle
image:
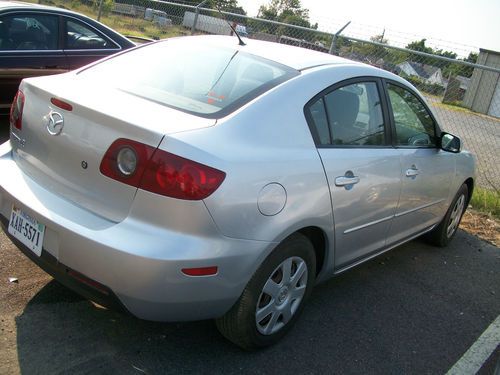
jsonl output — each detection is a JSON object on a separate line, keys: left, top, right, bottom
{"left": 405, "top": 166, "right": 419, "bottom": 177}
{"left": 335, "top": 176, "right": 360, "bottom": 187}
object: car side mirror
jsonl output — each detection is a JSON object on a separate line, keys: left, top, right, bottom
{"left": 440, "top": 132, "right": 461, "bottom": 153}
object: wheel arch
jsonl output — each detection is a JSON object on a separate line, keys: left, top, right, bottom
{"left": 297, "top": 226, "right": 328, "bottom": 277}
{"left": 463, "top": 177, "right": 474, "bottom": 206}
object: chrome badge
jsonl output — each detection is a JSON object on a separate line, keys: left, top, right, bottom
{"left": 46, "top": 111, "right": 64, "bottom": 136}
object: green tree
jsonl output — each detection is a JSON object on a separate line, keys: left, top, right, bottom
{"left": 460, "top": 52, "right": 478, "bottom": 78}
{"left": 209, "top": 0, "right": 246, "bottom": 15}
{"left": 259, "top": 0, "right": 309, "bottom": 21}
{"left": 254, "top": 0, "right": 316, "bottom": 39}
{"left": 406, "top": 38, "right": 434, "bottom": 55}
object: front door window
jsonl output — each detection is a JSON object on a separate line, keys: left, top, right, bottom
{"left": 387, "top": 83, "right": 437, "bottom": 147}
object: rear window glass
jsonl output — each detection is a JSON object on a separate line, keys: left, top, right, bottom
{"left": 78, "top": 39, "right": 298, "bottom": 118}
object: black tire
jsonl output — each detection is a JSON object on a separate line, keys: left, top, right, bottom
{"left": 425, "top": 183, "right": 468, "bottom": 247}
{"left": 216, "top": 233, "right": 316, "bottom": 350}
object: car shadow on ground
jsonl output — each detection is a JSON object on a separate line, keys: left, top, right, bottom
{"left": 13, "top": 233, "right": 500, "bottom": 374}
{"left": 14, "top": 280, "right": 237, "bottom": 374}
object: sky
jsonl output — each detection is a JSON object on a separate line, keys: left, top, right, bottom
{"left": 236, "top": 0, "right": 500, "bottom": 56}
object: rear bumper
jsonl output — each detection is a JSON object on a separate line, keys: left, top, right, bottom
{"left": 1, "top": 215, "right": 127, "bottom": 313}
{"left": 0, "top": 143, "right": 275, "bottom": 321}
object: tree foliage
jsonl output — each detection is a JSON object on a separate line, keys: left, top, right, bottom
{"left": 254, "top": 0, "right": 317, "bottom": 40}
{"left": 405, "top": 38, "right": 477, "bottom": 78}
{"left": 406, "top": 39, "right": 434, "bottom": 55}
{"left": 208, "top": 0, "right": 246, "bottom": 16}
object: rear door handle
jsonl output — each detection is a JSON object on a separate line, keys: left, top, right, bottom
{"left": 405, "top": 166, "right": 419, "bottom": 177}
{"left": 335, "top": 169, "right": 360, "bottom": 190}
{"left": 335, "top": 176, "right": 360, "bottom": 186}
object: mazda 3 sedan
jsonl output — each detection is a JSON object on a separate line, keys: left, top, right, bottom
{"left": 0, "top": 35, "right": 475, "bottom": 349}
{"left": 0, "top": 1, "right": 135, "bottom": 117}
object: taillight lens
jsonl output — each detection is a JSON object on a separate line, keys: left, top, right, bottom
{"left": 100, "top": 139, "right": 155, "bottom": 187}
{"left": 10, "top": 90, "right": 25, "bottom": 130}
{"left": 116, "top": 147, "right": 138, "bottom": 176}
{"left": 100, "top": 139, "right": 226, "bottom": 200}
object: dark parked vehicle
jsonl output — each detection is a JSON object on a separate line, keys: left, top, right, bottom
{"left": 0, "top": 1, "right": 135, "bottom": 116}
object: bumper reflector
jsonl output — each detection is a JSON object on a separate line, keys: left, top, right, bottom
{"left": 181, "top": 266, "right": 218, "bottom": 276}
{"left": 67, "top": 270, "right": 109, "bottom": 295}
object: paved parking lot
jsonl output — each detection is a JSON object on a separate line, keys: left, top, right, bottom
{"left": 0, "top": 228, "right": 498, "bottom": 374}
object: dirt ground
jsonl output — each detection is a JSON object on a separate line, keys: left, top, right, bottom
{"left": 461, "top": 209, "right": 499, "bottom": 247}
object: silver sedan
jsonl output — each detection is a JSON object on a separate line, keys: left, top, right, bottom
{"left": 0, "top": 35, "right": 475, "bottom": 349}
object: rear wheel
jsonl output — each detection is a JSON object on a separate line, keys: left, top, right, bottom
{"left": 216, "top": 233, "right": 316, "bottom": 350}
{"left": 426, "top": 184, "right": 468, "bottom": 247}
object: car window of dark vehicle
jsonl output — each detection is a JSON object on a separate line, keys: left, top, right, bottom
{"left": 65, "top": 19, "right": 112, "bottom": 50}
{"left": 387, "top": 83, "right": 437, "bottom": 147}
{"left": 309, "top": 82, "right": 386, "bottom": 146}
{"left": 0, "top": 14, "right": 58, "bottom": 50}
{"left": 78, "top": 40, "right": 298, "bottom": 118}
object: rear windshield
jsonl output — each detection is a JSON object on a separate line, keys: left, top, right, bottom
{"left": 78, "top": 39, "right": 299, "bottom": 118}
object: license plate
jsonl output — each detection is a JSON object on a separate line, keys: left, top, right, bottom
{"left": 8, "top": 206, "right": 45, "bottom": 256}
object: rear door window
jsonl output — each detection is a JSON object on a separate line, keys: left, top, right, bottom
{"left": 0, "top": 13, "right": 58, "bottom": 50}
{"left": 307, "top": 81, "right": 387, "bottom": 146}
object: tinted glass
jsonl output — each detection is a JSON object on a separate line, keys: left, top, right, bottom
{"left": 78, "top": 39, "right": 298, "bottom": 117}
{"left": 308, "top": 97, "right": 331, "bottom": 145}
{"left": 65, "top": 19, "right": 113, "bottom": 50}
{"left": 387, "top": 83, "right": 437, "bottom": 147}
{"left": 309, "top": 81, "right": 385, "bottom": 146}
{"left": 0, "top": 14, "right": 58, "bottom": 50}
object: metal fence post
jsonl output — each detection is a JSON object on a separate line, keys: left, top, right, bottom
{"left": 97, "top": 0, "right": 104, "bottom": 22}
{"left": 192, "top": 0, "right": 209, "bottom": 35}
{"left": 329, "top": 21, "right": 351, "bottom": 55}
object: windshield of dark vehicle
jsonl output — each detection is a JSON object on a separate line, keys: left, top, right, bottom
{"left": 78, "top": 39, "right": 298, "bottom": 117}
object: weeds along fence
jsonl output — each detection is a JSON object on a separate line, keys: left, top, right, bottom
{"left": 49, "top": 0, "right": 500, "bottom": 191}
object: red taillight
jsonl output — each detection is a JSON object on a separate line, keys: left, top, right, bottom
{"left": 100, "top": 139, "right": 226, "bottom": 200}
{"left": 9, "top": 90, "right": 25, "bottom": 130}
{"left": 181, "top": 266, "right": 218, "bottom": 276}
{"left": 50, "top": 97, "right": 73, "bottom": 111}
{"left": 141, "top": 149, "right": 226, "bottom": 200}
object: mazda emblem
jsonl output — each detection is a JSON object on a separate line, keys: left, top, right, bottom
{"left": 46, "top": 111, "right": 64, "bottom": 136}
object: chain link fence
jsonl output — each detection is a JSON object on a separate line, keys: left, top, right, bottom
{"left": 39, "top": 0, "right": 500, "bottom": 191}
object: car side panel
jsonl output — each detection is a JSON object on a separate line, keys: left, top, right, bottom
{"left": 170, "top": 65, "right": 412, "bottom": 278}
{"left": 319, "top": 148, "right": 402, "bottom": 267}
{"left": 385, "top": 148, "right": 455, "bottom": 245}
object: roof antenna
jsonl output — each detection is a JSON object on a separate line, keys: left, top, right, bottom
{"left": 213, "top": 1, "right": 246, "bottom": 46}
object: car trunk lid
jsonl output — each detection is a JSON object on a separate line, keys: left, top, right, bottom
{"left": 10, "top": 75, "right": 216, "bottom": 222}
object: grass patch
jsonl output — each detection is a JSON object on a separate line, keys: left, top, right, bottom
{"left": 432, "top": 101, "right": 476, "bottom": 115}
{"left": 470, "top": 187, "right": 500, "bottom": 219}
